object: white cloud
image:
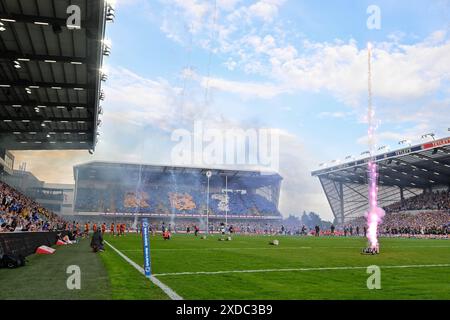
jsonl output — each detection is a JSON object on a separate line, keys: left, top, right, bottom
{"left": 248, "top": 0, "right": 285, "bottom": 22}
{"left": 158, "top": 0, "right": 450, "bottom": 110}
{"left": 362, "top": 99, "right": 450, "bottom": 147}
{"left": 223, "top": 58, "right": 237, "bottom": 70}
{"left": 356, "top": 131, "right": 407, "bottom": 147}
{"left": 104, "top": 67, "right": 208, "bottom": 131}
{"left": 188, "top": 32, "right": 450, "bottom": 112}
{"left": 202, "top": 76, "right": 289, "bottom": 99}
{"left": 217, "top": 0, "right": 243, "bottom": 11}
{"left": 424, "top": 30, "right": 447, "bottom": 45}
{"left": 277, "top": 133, "right": 333, "bottom": 221}
{"left": 318, "top": 111, "right": 351, "bottom": 119}
{"left": 159, "top": 0, "right": 288, "bottom": 54}
{"left": 268, "top": 38, "right": 450, "bottom": 107}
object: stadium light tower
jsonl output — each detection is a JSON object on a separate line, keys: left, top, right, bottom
{"left": 377, "top": 145, "right": 390, "bottom": 152}
{"left": 421, "top": 133, "right": 435, "bottom": 141}
{"left": 398, "top": 139, "right": 412, "bottom": 147}
{"left": 206, "top": 170, "right": 212, "bottom": 234}
{"left": 360, "top": 150, "right": 370, "bottom": 157}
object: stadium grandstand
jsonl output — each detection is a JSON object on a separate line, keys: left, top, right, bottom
{"left": 0, "top": 179, "right": 64, "bottom": 232}
{"left": 0, "top": 0, "right": 111, "bottom": 255}
{"left": 72, "top": 161, "right": 283, "bottom": 223}
{"left": 312, "top": 136, "right": 450, "bottom": 225}
{"left": 0, "top": 0, "right": 110, "bottom": 216}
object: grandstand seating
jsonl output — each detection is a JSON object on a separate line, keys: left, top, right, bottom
{"left": 347, "top": 210, "right": 450, "bottom": 235}
{"left": 0, "top": 181, "right": 63, "bottom": 232}
{"left": 340, "top": 190, "right": 450, "bottom": 235}
{"left": 384, "top": 190, "right": 450, "bottom": 212}
{"left": 74, "top": 184, "right": 281, "bottom": 217}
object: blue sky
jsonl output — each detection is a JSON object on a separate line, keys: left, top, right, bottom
{"left": 14, "top": 0, "right": 450, "bottom": 221}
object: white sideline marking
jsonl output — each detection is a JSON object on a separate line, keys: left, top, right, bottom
{"left": 120, "top": 244, "right": 450, "bottom": 252}
{"left": 104, "top": 240, "right": 183, "bottom": 300}
{"left": 121, "top": 246, "right": 312, "bottom": 252}
{"left": 152, "top": 263, "right": 450, "bottom": 277}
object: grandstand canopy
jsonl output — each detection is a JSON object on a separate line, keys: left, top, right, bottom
{"left": 0, "top": 0, "right": 108, "bottom": 150}
{"left": 312, "top": 137, "right": 450, "bottom": 224}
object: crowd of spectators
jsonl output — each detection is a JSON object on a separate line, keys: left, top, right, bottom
{"left": 347, "top": 211, "right": 450, "bottom": 236}
{"left": 5, "top": 175, "right": 447, "bottom": 237}
{"left": 68, "top": 213, "right": 449, "bottom": 238}
{"left": 385, "top": 190, "right": 450, "bottom": 212}
{"left": 74, "top": 186, "right": 280, "bottom": 217}
{"left": 0, "top": 181, "right": 65, "bottom": 233}
{"left": 341, "top": 190, "right": 450, "bottom": 236}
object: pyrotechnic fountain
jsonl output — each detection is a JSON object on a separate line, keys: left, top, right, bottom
{"left": 169, "top": 170, "right": 179, "bottom": 229}
{"left": 364, "top": 43, "right": 385, "bottom": 254}
{"left": 132, "top": 164, "right": 144, "bottom": 230}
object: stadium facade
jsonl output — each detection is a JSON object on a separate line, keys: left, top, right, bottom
{"left": 312, "top": 136, "right": 450, "bottom": 224}
{"left": 73, "top": 161, "right": 283, "bottom": 221}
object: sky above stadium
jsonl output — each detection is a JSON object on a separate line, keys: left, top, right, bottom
{"left": 13, "top": 0, "right": 450, "bottom": 221}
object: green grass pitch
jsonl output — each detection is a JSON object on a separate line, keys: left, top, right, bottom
{"left": 102, "top": 233, "right": 450, "bottom": 300}
{"left": 1, "top": 234, "right": 449, "bottom": 299}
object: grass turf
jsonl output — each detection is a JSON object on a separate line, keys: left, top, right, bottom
{"left": 103, "top": 233, "right": 450, "bottom": 300}
{"left": 0, "top": 238, "right": 110, "bottom": 300}
{"left": 0, "top": 238, "right": 168, "bottom": 300}
{"left": 1, "top": 234, "right": 449, "bottom": 299}
{"left": 99, "top": 242, "right": 168, "bottom": 300}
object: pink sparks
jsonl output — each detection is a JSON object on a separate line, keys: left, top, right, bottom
{"left": 366, "top": 160, "right": 385, "bottom": 248}
{"left": 366, "top": 43, "right": 385, "bottom": 250}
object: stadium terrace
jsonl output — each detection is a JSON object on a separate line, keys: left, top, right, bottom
{"left": 73, "top": 161, "right": 283, "bottom": 220}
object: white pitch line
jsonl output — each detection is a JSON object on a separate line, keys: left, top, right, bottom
{"left": 152, "top": 263, "right": 450, "bottom": 277}
{"left": 104, "top": 240, "right": 183, "bottom": 300}
{"left": 120, "top": 245, "right": 450, "bottom": 252}
{"left": 121, "top": 246, "right": 312, "bottom": 252}
{"left": 314, "top": 245, "right": 450, "bottom": 249}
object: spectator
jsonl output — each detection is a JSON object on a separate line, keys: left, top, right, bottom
{"left": 0, "top": 181, "right": 64, "bottom": 233}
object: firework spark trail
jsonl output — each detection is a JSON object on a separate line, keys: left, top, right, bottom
{"left": 366, "top": 43, "right": 385, "bottom": 249}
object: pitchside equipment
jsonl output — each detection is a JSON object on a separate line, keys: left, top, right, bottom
{"left": 0, "top": 254, "right": 26, "bottom": 268}
{"left": 361, "top": 245, "right": 380, "bottom": 255}
{"left": 36, "top": 245, "right": 55, "bottom": 254}
{"left": 142, "top": 218, "right": 151, "bottom": 277}
{"left": 270, "top": 239, "right": 279, "bottom": 246}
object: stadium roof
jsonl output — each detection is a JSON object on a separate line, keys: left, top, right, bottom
{"left": 0, "top": 0, "right": 111, "bottom": 150}
{"left": 74, "top": 161, "right": 282, "bottom": 186}
{"left": 311, "top": 136, "right": 450, "bottom": 223}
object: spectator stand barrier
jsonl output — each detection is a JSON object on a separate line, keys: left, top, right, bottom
{"left": 0, "top": 231, "right": 67, "bottom": 257}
